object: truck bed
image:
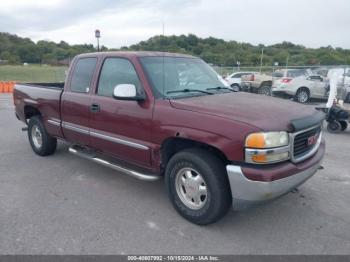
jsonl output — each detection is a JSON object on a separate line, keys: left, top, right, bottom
{"left": 14, "top": 82, "right": 64, "bottom": 138}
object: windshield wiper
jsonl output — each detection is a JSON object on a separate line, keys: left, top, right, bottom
{"left": 206, "top": 86, "right": 236, "bottom": 92}
{"left": 166, "top": 89, "right": 214, "bottom": 95}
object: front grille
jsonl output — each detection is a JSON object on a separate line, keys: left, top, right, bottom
{"left": 293, "top": 126, "right": 321, "bottom": 159}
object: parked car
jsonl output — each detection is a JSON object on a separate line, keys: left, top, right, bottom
{"left": 14, "top": 51, "right": 325, "bottom": 225}
{"left": 241, "top": 71, "right": 282, "bottom": 96}
{"left": 272, "top": 69, "right": 329, "bottom": 103}
{"left": 225, "top": 71, "right": 258, "bottom": 92}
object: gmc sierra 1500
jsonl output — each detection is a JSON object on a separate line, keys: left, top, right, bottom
{"left": 14, "top": 51, "right": 325, "bottom": 225}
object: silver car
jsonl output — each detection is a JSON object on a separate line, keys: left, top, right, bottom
{"left": 272, "top": 69, "right": 328, "bottom": 103}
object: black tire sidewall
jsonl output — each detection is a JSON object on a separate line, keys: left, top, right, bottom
{"left": 327, "top": 121, "right": 341, "bottom": 133}
{"left": 296, "top": 89, "right": 309, "bottom": 103}
{"left": 259, "top": 85, "right": 271, "bottom": 96}
{"left": 28, "top": 116, "right": 57, "bottom": 156}
{"left": 165, "top": 149, "right": 231, "bottom": 225}
{"left": 167, "top": 159, "right": 213, "bottom": 218}
{"left": 231, "top": 84, "right": 240, "bottom": 92}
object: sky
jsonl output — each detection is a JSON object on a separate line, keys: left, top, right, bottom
{"left": 0, "top": 0, "right": 349, "bottom": 49}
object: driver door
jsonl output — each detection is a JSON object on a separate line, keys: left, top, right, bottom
{"left": 89, "top": 57, "right": 153, "bottom": 167}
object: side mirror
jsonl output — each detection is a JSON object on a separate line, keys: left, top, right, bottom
{"left": 113, "top": 84, "right": 145, "bottom": 101}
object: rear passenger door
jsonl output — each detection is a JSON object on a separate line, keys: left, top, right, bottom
{"left": 89, "top": 57, "right": 153, "bottom": 167}
{"left": 61, "top": 57, "right": 97, "bottom": 146}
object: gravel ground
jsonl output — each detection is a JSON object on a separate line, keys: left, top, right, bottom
{"left": 0, "top": 93, "right": 350, "bottom": 255}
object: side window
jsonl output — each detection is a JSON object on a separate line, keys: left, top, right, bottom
{"left": 97, "top": 58, "right": 141, "bottom": 97}
{"left": 70, "top": 58, "right": 97, "bottom": 93}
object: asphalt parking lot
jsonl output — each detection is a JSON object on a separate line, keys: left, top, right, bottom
{"left": 1, "top": 93, "right": 350, "bottom": 255}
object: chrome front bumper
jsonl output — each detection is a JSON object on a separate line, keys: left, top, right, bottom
{"left": 226, "top": 163, "right": 320, "bottom": 210}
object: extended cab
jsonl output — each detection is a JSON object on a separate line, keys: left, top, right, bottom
{"left": 14, "top": 52, "right": 325, "bottom": 225}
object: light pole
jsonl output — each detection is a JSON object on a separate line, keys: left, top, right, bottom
{"left": 273, "top": 62, "right": 279, "bottom": 78}
{"left": 95, "top": 29, "right": 101, "bottom": 52}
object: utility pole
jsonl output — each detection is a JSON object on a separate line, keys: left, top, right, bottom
{"left": 259, "top": 48, "right": 264, "bottom": 73}
{"left": 95, "top": 29, "right": 101, "bottom": 52}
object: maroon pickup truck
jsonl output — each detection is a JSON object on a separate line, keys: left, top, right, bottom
{"left": 14, "top": 51, "right": 325, "bottom": 225}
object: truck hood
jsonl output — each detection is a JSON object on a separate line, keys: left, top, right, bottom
{"left": 169, "top": 92, "right": 319, "bottom": 131}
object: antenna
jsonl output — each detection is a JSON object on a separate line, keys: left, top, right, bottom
{"left": 162, "top": 21, "right": 165, "bottom": 98}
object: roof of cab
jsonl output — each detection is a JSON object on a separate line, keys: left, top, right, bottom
{"left": 76, "top": 51, "right": 196, "bottom": 59}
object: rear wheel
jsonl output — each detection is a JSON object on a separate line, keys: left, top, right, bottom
{"left": 165, "top": 148, "right": 232, "bottom": 225}
{"left": 28, "top": 116, "right": 57, "bottom": 156}
{"left": 295, "top": 88, "right": 310, "bottom": 103}
{"left": 258, "top": 85, "right": 271, "bottom": 96}
{"left": 327, "top": 121, "right": 342, "bottom": 133}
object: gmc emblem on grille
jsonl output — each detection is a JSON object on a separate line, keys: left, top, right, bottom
{"left": 308, "top": 133, "right": 319, "bottom": 146}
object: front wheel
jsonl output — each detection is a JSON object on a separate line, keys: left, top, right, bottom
{"left": 28, "top": 116, "right": 57, "bottom": 156}
{"left": 165, "top": 148, "right": 232, "bottom": 225}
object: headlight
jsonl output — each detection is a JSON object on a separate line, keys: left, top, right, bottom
{"left": 245, "top": 132, "right": 290, "bottom": 164}
{"left": 245, "top": 132, "right": 289, "bottom": 148}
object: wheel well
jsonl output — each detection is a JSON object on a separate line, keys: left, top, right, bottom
{"left": 160, "top": 137, "right": 229, "bottom": 173}
{"left": 297, "top": 86, "right": 310, "bottom": 95}
{"left": 260, "top": 81, "right": 272, "bottom": 87}
{"left": 24, "top": 106, "right": 41, "bottom": 120}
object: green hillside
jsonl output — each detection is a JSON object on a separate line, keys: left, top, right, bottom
{"left": 1, "top": 32, "right": 350, "bottom": 67}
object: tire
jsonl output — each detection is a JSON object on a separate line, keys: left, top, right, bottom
{"left": 340, "top": 121, "right": 348, "bottom": 131}
{"left": 165, "top": 148, "right": 232, "bottom": 225}
{"left": 327, "top": 121, "right": 342, "bottom": 133}
{"left": 230, "top": 84, "right": 240, "bottom": 92}
{"left": 295, "top": 88, "right": 310, "bottom": 103}
{"left": 258, "top": 85, "right": 271, "bottom": 96}
{"left": 28, "top": 116, "right": 57, "bottom": 156}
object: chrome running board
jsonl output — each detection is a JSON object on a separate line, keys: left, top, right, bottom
{"left": 69, "top": 146, "right": 160, "bottom": 182}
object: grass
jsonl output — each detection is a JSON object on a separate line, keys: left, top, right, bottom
{"left": 0, "top": 64, "right": 68, "bottom": 83}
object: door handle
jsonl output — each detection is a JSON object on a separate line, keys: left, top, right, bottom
{"left": 90, "top": 103, "right": 100, "bottom": 113}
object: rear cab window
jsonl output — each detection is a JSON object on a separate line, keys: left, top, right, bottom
{"left": 70, "top": 57, "right": 97, "bottom": 93}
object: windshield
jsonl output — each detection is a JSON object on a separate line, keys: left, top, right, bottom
{"left": 140, "top": 57, "right": 229, "bottom": 98}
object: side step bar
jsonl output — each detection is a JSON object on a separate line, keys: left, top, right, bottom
{"left": 69, "top": 146, "right": 161, "bottom": 182}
